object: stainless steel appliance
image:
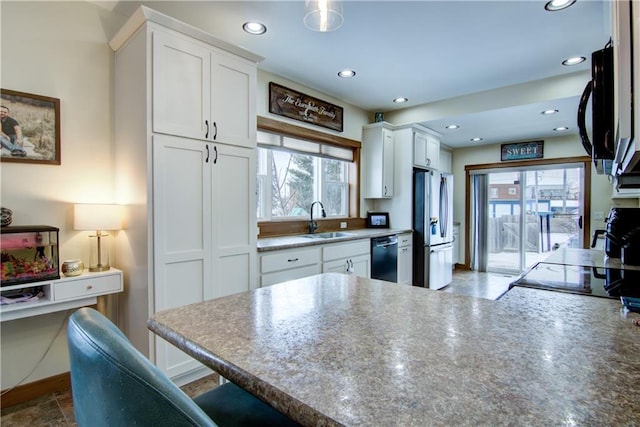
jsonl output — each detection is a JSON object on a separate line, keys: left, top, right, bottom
{"left": 413, "top": 169, "right": 454, "bottom": 289}
{"left": 509, "top": 262, "right": 640, "bottom": 299}
{"left": 591, "top": 207, "right": 640, "bottom": 258}
{"left": 371, "top": 235, "right": 397, "bottom": 282}
{"left": 577, "top": 42, "right": 615, "bottom": 174}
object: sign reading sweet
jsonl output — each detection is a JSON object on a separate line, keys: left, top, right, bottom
{"left": 268, "top": 82, "right": 344, "bottom": 132}
{"left": 501, "top": 140, "right": 544, "bottom": 161}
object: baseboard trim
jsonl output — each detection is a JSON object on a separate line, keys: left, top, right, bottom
{"left": 0, "top": 372, "right": 70, "bottom": 409}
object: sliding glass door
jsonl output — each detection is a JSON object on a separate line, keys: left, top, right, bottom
{"left": 473, "top": 164, "right": 584, "bottom": 274}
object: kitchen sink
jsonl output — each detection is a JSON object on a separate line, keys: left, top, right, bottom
{"left": 302, "top": 232, "right": 355, "bottom": 239}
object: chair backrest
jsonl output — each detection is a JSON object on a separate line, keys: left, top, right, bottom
{"left": 67, "top": 307, "right": 217, "bottom": 427}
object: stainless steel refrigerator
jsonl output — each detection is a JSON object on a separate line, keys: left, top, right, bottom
{"left": 413, "top": 169, "right": 454, "bottom": 289}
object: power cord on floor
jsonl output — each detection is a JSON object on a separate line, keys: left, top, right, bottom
{"left": 0, "top": 310, "right": 70, "bottom": 397}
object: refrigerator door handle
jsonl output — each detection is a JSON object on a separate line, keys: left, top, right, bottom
{"left": 439, "top": 176, "right": 448, "bottom": 238}
{"left": 430, "top": 243, "right": 453, "bottom": 253}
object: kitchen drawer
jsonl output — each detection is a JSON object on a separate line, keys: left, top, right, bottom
{"left": 261, "top": 247, "right": 321, "bottom": 274}
{"left": 261, "top": 264, "right": 322, "bottom": 286}
{"left": 398, "top": 233, "right": 412, "bottom": 248}
{"left": 322, "top": 239, "right": 370, "bottom": 262}
{"left": 54, "top": 273, "right": 123, "bottom": 301}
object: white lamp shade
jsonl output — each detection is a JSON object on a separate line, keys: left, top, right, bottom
{"left": 74, "top": 204, "right": 123, "bottom": 231}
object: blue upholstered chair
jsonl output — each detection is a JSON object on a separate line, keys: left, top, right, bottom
{"left": 67, "top": 307, "right": 300, "bottom": 427}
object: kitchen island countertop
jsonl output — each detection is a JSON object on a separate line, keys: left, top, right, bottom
{"left": 149, "top": 273, "right": 640, "bottom": 426}
{"left": 542, "top": 247, "right": 640, "bottom": 270}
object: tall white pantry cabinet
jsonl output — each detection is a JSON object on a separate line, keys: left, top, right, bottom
{"left": 109, "top": 6, "right": 262, "bottom": 383}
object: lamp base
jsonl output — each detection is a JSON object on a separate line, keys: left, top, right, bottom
{"left": 89, "top": 264, "right": 110, "bottom": 272}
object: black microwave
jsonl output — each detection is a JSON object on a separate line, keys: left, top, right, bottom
{"left": 577, "top": 42, "right": 615, "bottom": 174}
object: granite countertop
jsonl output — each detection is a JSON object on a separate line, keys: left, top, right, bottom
{"left": 148, "top": 273, "right": 640, "bottom": 426}
{"left": 543, "top": 247, "right": 640, "bottom": 270}
{"left": 257, "top": 228, "right": 412, "bottom": 252}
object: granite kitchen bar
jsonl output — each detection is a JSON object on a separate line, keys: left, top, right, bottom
{"left": 148, "top": 272, "right": 640, "bottom": 426}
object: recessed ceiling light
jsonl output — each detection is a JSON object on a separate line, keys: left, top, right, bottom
{"left": 470, "top": 137, "right": 483, "bottom": 142}
{"left": 445, "top": 124, "right": 460, "bottom": 129}
{"left": 544, "top": 0, "right": 576, "bottom": 11}
{"left": 393, "top": 97, "right": 408, "bottom": 104}
{"left": 242, "top": 21, "right": 267, "bottom": 35}
{"left": 562, "top": 56, "right": 586, "bottom": 66}
{"left": 338, "top": 69, "right": 356, "bottom": 78}
{"left": 554, "top": 126, "right": 569, "bottom": 131}
{"left": 541, "top": 109, "right": 559, "bottom": 115}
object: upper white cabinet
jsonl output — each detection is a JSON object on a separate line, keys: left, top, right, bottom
{"left": 110, "top": 6, "right": 261, "bottom": 381}
{"left": 362, "top": 122, "right": 394, "bottom": 198}
{"left": 153, "top": 29, "right": 257, "bottom": 148}
{"left": 376, "top": 124, "right": 442, "bottom": 230}
{"left": 414, "top": 131, "right": 440, "bottom": 170}
{"left": 439, "top": 149, "right": 452, "bottom": 174}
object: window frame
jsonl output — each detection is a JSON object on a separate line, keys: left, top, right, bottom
{"left": 257, "top": 148, "right": 351, "bottom": 221}
{"left": 257, "top": 116, "right": 361, "bottom": 229}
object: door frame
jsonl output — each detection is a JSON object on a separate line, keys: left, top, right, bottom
{"left": 463, "top": 156, "right": 592, "bottom": 270}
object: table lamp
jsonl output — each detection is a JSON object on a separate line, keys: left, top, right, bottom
{"left": 74, "top": 204, "right": 122, "bottom": 272}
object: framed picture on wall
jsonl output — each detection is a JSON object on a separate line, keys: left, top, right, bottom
{"left": 0, "top": 89, "right": 61, "bottom": 165}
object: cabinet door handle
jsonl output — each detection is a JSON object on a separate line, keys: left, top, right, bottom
{"left": 384, "top": 186, "right": 387, "bottom": 195}
{"left": 205, "top": 120, "right": 209, "bottom": 139}
{"left": 287, "top": 258, "right": 299, "bottom": 262}
{"left": 86, "top": 285, "right": 93, "bottom": 290}
{"left": 206, "top": 145, "right": 210, "bottom": 163}
{"left": 213, "top": 122, "right": 218, "bottom": 140}
{"left": 213, "top": 146, "right": 218, "bottom": 164}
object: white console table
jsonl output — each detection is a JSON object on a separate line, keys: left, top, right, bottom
{"left": 0, "top": 268, "right": 123, "bottom": 322}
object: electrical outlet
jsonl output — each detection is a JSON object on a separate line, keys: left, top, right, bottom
{"left": 340, "top": 222, "right": 347, "bottom": 229}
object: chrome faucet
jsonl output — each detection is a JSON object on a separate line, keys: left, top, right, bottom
{"left": 309, "top": 201, "right": 326, "bottom": 234}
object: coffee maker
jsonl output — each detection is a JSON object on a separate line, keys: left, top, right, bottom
{"left": 591, "top": 208, "right": 640, "bottom": 263}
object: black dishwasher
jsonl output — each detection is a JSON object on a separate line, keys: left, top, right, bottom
{"left": 371, "top": 236, "right": 398, "bottom": 282}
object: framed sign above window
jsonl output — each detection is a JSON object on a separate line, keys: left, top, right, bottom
{"left": 268, "top": 82, "right": 344, "bottom": 132}
{"left": 501, "top": 140, "right": 544, "bottom": 162}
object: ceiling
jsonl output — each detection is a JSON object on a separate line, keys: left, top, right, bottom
{"left": 98, "top": 0, "right": 611, "bottom": 148}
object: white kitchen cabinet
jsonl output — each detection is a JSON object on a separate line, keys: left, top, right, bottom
{"left": 111, "top": 6, "right": 260, "bottom": 383}
{"left": 376, "top": 124, "right": 442, "bottom": 230}
{"left": 439, "top": 149, "right": 452, "bottom": 174}
{"left": 414, "top": 131, "right": 440, "bottom": 170}
{"left": 362, "top": 122, "right": 394, "bottom": 198}
{"left": 452, "top": 224, "right": 460, "bottom": 265}
{"left": 260, "top": 246, "right": 321, "bottom": 286}
{"left": 212, "top": 143, "right": 257, "bottom": 297}
{"left": 322, "top": 239, "right": 371, "bottom": 278}
{"left": 0, "top": 269, "right": 123, "bottom": 322}
{"left": 152, "top": 26, "right": 257, "bottom": 148}
{"left": 397, "top": 232, "right": 413, "bottom": 285}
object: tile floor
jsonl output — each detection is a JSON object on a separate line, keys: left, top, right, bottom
{"left": 0, "top": 269, "right": 515, "bottom": 426}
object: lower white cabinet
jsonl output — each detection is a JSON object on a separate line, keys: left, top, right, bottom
{"left": 260, "top": 246, "right": 321, "bottom": 286}
{"left": 397, "top": 233, "right": 413, "bottom": 285}
{"left": 453, "top": 224, "right": 460, "bottom": 265}
{"left": 322, "top": 239, "right": 370, "bottom": 279}
{"left": 0, "top": 269, "right": 123, "bottom": 322}
{"left": 152, "top": 134, "right": 256, "bottom": 380}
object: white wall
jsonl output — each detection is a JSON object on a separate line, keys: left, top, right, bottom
{"left": 1, "top": 1, "right": 124, "bottom": 390}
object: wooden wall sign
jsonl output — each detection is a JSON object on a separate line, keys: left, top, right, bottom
{"left": 268, "top": 82, "right": 344, "bottom": 132}
{"left": 501, "top": 140, "right": 544, "bottom": 161}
